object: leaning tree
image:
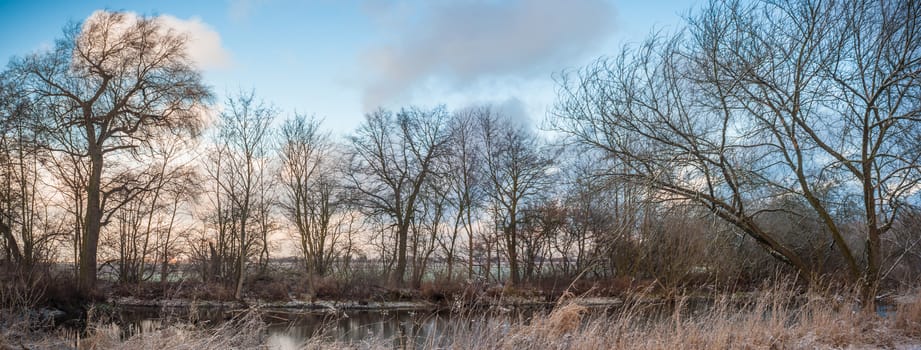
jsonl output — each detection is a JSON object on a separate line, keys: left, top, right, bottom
{"left": 554, "top": 0, "right": 921, "bottom": 307}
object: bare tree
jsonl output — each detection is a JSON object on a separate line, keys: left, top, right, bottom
{"left": 0, "top": 75, "right": 50, "bottom": 269}
{"left": 8, "top": 11, "right": 211, "bottom": 292}
{"left": 556, "top": 149, "right": 621, "bottom": 275}
{"left": 410, "top": 174, "right": 449, "bottom": 287}
{"left": 554, "top": 0, "right": 921, "bottom": 305}
{"left": 519, "top": 199, "right": 564, "bottom": 281}
{"left": 443, "top": 109, "right": 485, "bottom": 280}
{"left": 43, "top": 149, "right": 89, "bottom": 277}
{"left": 205, "top": 90, "right": 275, "bottom": 299}
{"left": 347, "top": 107, "right": 449, "bottom": 286}
{"left": 151, "top": 137, "right": 201, "bottom": 286}
{"left": 99, "top": 133, "right": 199, "bottom": 284}
{"left": 106, "top": 170, "right": 159, "bottom": 283}
{"left": 279, "top": 114, "right": 347, "bottom": 276}
{"left": 478, "top": 110, "right": 553, "bottom": 285}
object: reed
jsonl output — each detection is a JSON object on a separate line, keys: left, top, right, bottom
{"left": 4, "top": 282, "right": 921, "bottom": 349}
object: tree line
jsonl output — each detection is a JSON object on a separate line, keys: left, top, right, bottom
{"left": 0, "top": 0, "right": 919, "bottom": 308}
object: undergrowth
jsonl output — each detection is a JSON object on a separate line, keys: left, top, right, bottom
{"left": 3, "top": 281, "right": 921, "bottom": 349}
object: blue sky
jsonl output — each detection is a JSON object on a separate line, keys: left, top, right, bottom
{"left": 0, "top": 0, "right": 698, "bottom": 136}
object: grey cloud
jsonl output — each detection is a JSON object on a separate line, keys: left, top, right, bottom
{"left": 495, "top": 97, "right": 532, "bottom": 130}
{"left": 362, "top": 0, "right": 616, "bottom": 109}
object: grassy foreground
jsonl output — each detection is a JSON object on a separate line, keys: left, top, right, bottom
{"left": 3, "top": 283, "right": 921, "bottom": 349}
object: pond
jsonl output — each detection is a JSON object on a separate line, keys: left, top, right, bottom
{"left": 264, "top": 309, "right": 454, "bottom": 348}
{"left": 96, "top": 305, "right": 544, "bottom": 348}
{"left": 61, "top": 299, "right": 897, "bottom": 348}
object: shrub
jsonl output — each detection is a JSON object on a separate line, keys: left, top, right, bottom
{"left": 419, "top": 277, "right": 463, "bottom": 302}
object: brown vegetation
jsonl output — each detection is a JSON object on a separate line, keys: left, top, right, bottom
{"left": 0, "top": 5, "right": 917, "bottom": 350}
{"left": 4, "top": 282, "right": 921, "bottom": 349}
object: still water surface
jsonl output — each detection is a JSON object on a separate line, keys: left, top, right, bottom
{"left": 112, "top": 305, "right": 524, "bottom": 348}
{"left": 94, "top": 300, "right": 896, "bottom": 348}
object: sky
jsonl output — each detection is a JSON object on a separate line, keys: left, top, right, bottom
{"left": 0, "top": 0, "right": 699, "bottom": 138}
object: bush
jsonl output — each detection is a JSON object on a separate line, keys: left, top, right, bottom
{"left": 419, "top": 277, "right": 463, "bottom": 302}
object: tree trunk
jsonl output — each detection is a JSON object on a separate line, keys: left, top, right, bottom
{"left": 862, "top": 166, "right": 881, "bottom": 311}
{"left": 468, "top": 227, "right": 475, "bottom": 280}
{"left": 79, "top": 151, "right": 104, "bottom": 295}
{"left": 208, "top": 242, "right": 220, "bottom": 283}
{"left": 0, "top": 220, "right": 21, "bottom": 265}
{"left": 863, "top": 225, "right": 881, "bottom": 311}
{"left": 484, "top": 238, "right": 492, "bottom": 282}
{"left": 506, "top": 219, "right": 520, "bottom": 285}
{"left": 391, "top": 222, "right": 408, "bottom": 287}
{"left": 234, "top": 225, "right": 247, "bottom": 299}
{"left": 446, "top": 252, "right": 454, "bottom": 281}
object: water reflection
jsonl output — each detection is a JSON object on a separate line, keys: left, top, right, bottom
{"left": 113, "top": 306, "right": 473, "bottom": 348}
{"left": 263, "top": 309, "right": 453, "bottom": 347}
{"left": 106, "top": 299, "right": 895, "bottom": 348}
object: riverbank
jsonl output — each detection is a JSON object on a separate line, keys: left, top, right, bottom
{"left": 107, "top": 294, "right": 625, "bottom": 312}
{"left": 4, "top": 282, "right": 921, "bottom": 349}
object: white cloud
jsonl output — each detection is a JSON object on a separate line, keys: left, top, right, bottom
{"left": 157, "top": 15, "right": 232, "bottom": 70}
{"left": 360, "top": 0, "right": 617, "bottom": 110}
{"left": 84, "top": 10, "right": 232, "bottom": 70}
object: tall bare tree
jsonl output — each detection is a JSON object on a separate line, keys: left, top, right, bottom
{"left": 279, "top": 115, "right": 348, "bottom": 276}
{"left": 478, "top": 110, "right": 553, "bottom": 285}
{"left": 444, "top": 108, "right": 485, "bottom": 280}
{"left": 205, "top": 90, "right": 275, "bottom": 299}
{"left": 0, "top": 75, "right": 46, "bottom": 269}
{"left": 347, "top": 107, "right": 449, "bottom": 286}
{"left": 8, "top": 11, "right": 211, "bottom": 293}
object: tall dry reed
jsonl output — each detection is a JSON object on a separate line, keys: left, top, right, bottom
{"left": 4, "top": 282, "right": 921, "bottom": 349}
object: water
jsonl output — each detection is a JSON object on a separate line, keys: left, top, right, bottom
{"left": 104, "top": 305, "right": 521, "bottom": 348}
{"left": 74, "top": 299, "right": 899, "bottom": 348}
{"left": 263, "top": 309, "right": 453, "bottom": 347}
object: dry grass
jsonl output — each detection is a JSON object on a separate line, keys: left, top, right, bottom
{"left": 506, "top": 283, "right": 918, "bottom": 350}
{"left": 318, "top": 282, "right": 921, "bottom": 350}
{"left": 79, "top": 307, "right": 266, "bottom": 350}
{"left": 4, "top": 282, "right": 921, "bottom": 349}
{"left": 895, "top": 291, "right": 921, "bottom": 337}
